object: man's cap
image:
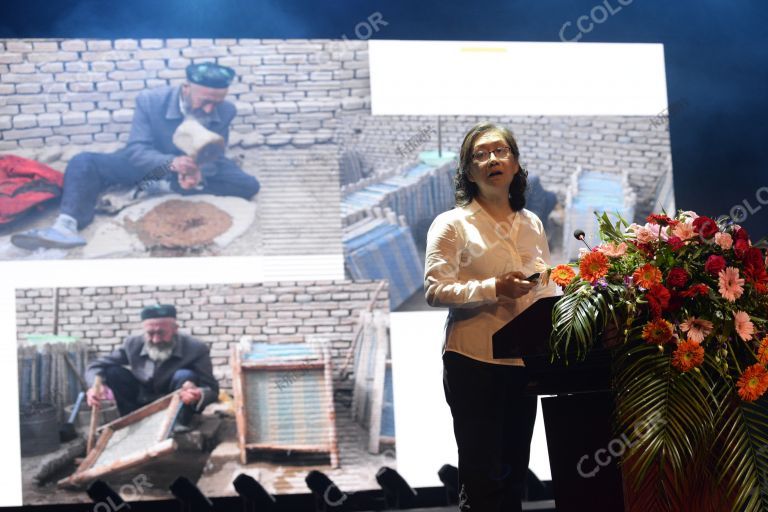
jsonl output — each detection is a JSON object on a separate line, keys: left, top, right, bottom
{"left": 185, "top": 62, "right": 235, "bottom": 89}
{"left": 141, "top": 304, "right": 177, "bottom": 320}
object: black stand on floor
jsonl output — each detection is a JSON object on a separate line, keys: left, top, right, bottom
{"left": 493, "top": 296, "right": 624, "bottom": 512}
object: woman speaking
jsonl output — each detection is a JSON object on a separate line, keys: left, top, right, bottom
{"left": 425, "top": 122, "right": 556, "bottom": 511}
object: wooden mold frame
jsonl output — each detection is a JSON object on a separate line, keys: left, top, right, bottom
{"left": 231, "top": 344, "right": 340, "bottom": 468}
{"left": 350, "top": 309, "right": 390, "bottom": 454}
{"left": 58, "top": 392, "right": 182, "bottom": 488}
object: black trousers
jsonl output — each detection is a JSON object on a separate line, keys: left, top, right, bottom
{"left": 103, "top": 366, "right": 199, "bottom": 425}
{"left": 442, "top": 351, "right": 537, "bottom": 512}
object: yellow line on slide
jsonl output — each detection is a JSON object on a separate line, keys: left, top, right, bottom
{"left": 460, "top": 47, "right": 507, "bottom": 53}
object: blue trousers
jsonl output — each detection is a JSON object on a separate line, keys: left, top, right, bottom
{"left": 61, "top": 152, "right": 260, "bottom": 229}
{"left": 103, "top": 366, "right": 200, "bottom": 424}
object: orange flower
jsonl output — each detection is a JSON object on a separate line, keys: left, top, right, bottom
{"left": 633, "top": 263, "right": 663, "bottom": 289}
{"left": 551, "top": 265, "right": 576, "bottom": 287}
{"left": 642, "top": 318, "right": 674, "bottom": 345}
{"left": 757, "top": 336, "right": 768, "bottom": 365}
{"left": 737, "top": 364, "right": 768, "bottom": 402}
{"left": 671, "top": 340, "right": 705, "bottom": 372}
{"left": 579, "top": 251, "right": 609, "bottom": 283}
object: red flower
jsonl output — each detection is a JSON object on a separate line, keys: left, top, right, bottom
{"left": 757, "top": 336, "right": 768, "bottom": 365}
{"left": 679, "top": 283, "right": 710, "bottom": 298}
{"left": 579, "top": 251, "right": 609, "bottom": 283}
{"left": 693, "top": 216, "right": 718, "bottom": 239}
{"left": 743, "top": 247, "right": 765, "bottom": 277}
{"left": 551, "top": 265, "right": 577, "bottom": 287}
{"left": 667, "top": 290, "right": 685, "bottom": 312}
{"left": 633, "top": 264, "right": 663, "bottom": 289}
{"left": 631, "top": 240, "right": 656, "bottom": 258}
{"left": 667, "top": 236, "right": 684, "bottom": 251}
{"left": 641, "top": 318, "right": 675, "bottom": 345}
{"left": 646, "top": 214, "right": 679, "bottom": 227}
{"left": 705, "top": 255, "right": 727, "bottom": 276}
{"left": 733, "top": 226, "right": 750, "bottom": 242}
{"left": 737, "top": 364, "right": 768, "bottom": 402}
{"left": 647, "top": 284, "right": 671, "bottom": 317}
{"left": 666, "top": 267, "right": 690, "bottom": 288}
{"left": 734, "top": 239, "right": 750, "bottom": 259}
{"left": 672, "top": 340, "right": 705, "bottom": 372}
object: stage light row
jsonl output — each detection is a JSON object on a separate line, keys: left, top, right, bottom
{"left": 86, "top": 464, "right": 460, "bottom": 511}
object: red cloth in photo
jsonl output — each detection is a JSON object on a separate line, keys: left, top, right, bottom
{"left": 0, "top": 155, "right": 64, "bottom": 225}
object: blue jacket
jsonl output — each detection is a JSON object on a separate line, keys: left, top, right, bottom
{"left": 117, "top": 85, "right": 236, "bottom": 175}
{"left": 85, "top": 333, "right": 220, "bottom": 411}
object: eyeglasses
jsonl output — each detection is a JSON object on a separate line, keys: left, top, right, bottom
{"left": 472, "top": 146, "right": 512, "bottom": 162}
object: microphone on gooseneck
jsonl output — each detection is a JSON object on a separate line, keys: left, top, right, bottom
{"left": 573, "top": 229, "right": 593, "bottom": 251}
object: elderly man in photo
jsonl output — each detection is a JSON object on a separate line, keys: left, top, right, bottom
{"left": 12, "top": 62, "right": 260, "bottom": 251}
{"left": 85, "top": 304, "right": 219, "bottom": 429}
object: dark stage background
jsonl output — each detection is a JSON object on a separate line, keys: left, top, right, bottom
{"left": 1, "top": 1, "right": 766, "bottom": 511}
{"left": 1, "top": 0, "right": 766, "bottom": 237}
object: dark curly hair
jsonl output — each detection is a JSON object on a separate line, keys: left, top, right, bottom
{"left": 455, "top": 122, "right": 528, "bottom": 211}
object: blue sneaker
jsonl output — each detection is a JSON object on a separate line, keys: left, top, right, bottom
{"left": 11, "top": 227, "right": 87, "bottom": 251}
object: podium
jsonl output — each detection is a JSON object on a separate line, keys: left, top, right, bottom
{"left": 493, "top": 296, "right": 625, "bottom": 512}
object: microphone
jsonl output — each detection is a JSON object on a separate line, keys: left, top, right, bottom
{"left": 573, "top": 229, "right": 593, "bottom": 251}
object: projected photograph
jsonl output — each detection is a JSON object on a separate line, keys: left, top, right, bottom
{"left": 0, "top": 38, "right": 345, "bottom": 261}
{"left": 14, "top": 280, "right": 395, "bottom": 505}
{"left": 338, "top": 113, "right": 674, "bottom": 311}
{"left": 333, "top": 35, "right": 674, "bottom": 313}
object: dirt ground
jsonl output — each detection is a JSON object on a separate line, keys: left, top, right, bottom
{"left": 21, "top": 396, "right": 397, "bottom": 505}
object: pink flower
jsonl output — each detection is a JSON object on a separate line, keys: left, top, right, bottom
{"left": 672, "top": 221, "right": 695, "bottom": 241}
{"left": 715, "top": 232, "right": 733, "bottom": 250}
{"left": 718, "top": 267, "right": 745, "bottom": 302}
{"left": 597, "top": 242, "right": 628, "bottom": 257}
{"left": 734, "top": 311, "right": 755, "bottom": 341}
{"left": 680, "top": 211, "right": 699, "bottom": 221}
{"left": 646, "top": 223, "right": 669, "bottom": 241}
{"left": 636, "top": 226, "right": 656, "bottom": 244}
{"left": 679, "top": 316, "right": 714, "bottom": 343}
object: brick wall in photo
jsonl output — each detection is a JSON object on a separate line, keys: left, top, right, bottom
{"left": 14, "top": 280, "right": 389, "bottom": 392}
{"left": 0, "top": 38, "right": 369, "bottom": 151}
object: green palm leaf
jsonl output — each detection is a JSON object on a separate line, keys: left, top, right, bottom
{"left": 711, "top": 384, "right": 768, "bottom": 510}
{"left": 614, "top": 343, "right": 717, "bottom": 511}
{"left": 551, "top": 282, "right": 624, "bottom": 362}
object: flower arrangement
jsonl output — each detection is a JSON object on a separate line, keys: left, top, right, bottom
{"left": 549, "top": 210, "right": 768, "bottom": 511}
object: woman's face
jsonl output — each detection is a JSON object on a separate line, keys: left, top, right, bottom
{"left": 467, "top": 131, "right": 520, "bottom": 197}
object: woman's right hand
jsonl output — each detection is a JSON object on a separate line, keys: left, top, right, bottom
{"left": 495, "top": 271, "right": 537, "bottom": 299}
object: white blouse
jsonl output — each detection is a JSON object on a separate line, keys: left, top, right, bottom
{"left": 424, "top": 200, "right": 557, "bottom": 365}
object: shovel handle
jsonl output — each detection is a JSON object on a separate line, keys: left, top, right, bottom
{"left": 86, "top": 376, "right": 102, "bottom": 454}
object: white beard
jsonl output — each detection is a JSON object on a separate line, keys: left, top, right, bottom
{"left": 146, "top": 343, "right": 174, "bottom": 363}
